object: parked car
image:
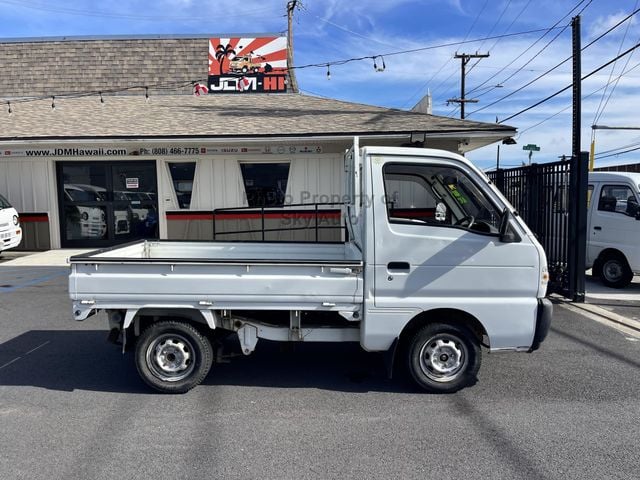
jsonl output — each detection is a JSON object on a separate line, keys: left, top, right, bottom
{"left": 0, "top": 193, "right": 22, "bottom": 253}
{"left": 587, "top": 172, "right": 640, "bottom": 288}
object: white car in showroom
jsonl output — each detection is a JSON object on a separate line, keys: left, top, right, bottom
{"left": 0, "top": 193, "right": 22, "bottom": 253}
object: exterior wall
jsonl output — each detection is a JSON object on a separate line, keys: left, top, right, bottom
{"left": 0, "top": 137, "right": 477, "bottom": 248}
{"left": 15, "top": 213, "right": 51, "bottom": 251}
{"left": 0, "top": 157, "right": 56, "bottom": 250}
{"left": 0, "top": 142, "right": 348, "bottom": 248}
{"left": 164, "top": 153, "right": 345, "bottom": 241}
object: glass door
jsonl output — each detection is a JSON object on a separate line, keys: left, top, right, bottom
{"left": 57, "top": 161, "right": 158, "bottom": 248}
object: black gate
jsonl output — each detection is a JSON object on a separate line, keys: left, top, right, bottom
{"left": 487, "top": 153, "right": 588, "bottom": 300}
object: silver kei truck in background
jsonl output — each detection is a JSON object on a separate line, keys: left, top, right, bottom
{"left": 69, "top": 141, "right": 553, "bottom": 394}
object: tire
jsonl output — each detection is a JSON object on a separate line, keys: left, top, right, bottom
{"left": 135, "top": 320, "right": 213, "bottom": 394}
{"left": 406, "top": 322, "right": 481, "bottom": 393}
{"left": 241, "top": 66, "right": 248, "bottom": 73}
{"left": 598, "top": 253, "right": 633, "bottom": 288}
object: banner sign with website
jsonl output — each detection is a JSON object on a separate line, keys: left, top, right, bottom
{"left": 208, "top": 36, "right": 288, "bottom": 94}
{"left": 0, "top": 144, "right": 323, "bottom": 157}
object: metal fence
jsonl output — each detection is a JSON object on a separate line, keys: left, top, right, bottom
{"left": 488, "top": 153, "right": 588, "bottom": 300}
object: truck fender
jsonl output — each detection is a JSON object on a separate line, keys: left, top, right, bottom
{"left": 122, "top": 307, "right": 217, "bottom": 330}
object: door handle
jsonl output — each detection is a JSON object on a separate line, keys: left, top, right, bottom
{"left": 593, "top": 226, "right": 602, "bottom": 231}
{"left": 387, "top": 261, "right": 410, "bottom": 271}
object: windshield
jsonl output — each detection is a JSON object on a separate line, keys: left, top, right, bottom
{"left": 0, "top": 194, "right": 12, "bottom": 210}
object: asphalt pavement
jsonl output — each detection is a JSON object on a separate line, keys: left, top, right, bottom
{"left": 0, "top": 266, "right": 639, "bottom": 480}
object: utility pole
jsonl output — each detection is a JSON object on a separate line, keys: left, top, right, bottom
{"left": 286, "top": 1, "right": 299, "bottom": 93}
{"left": 447, "top": 52, "right": 489, "bottom": 119}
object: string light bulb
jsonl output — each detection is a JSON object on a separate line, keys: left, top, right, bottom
{"left": 373, "top": 56, "right": 386, "bottom": 72}
{"left": 99, "top": 91, "right": 105, "bottom": 107}
{"left": 326, "top": 65, "right": 331, "bottom": 80}
{"left": 51, "top": 96, "right": 56, "bottom": 111}
{"left": 145, "top": 86, "right": 150, "bottom": 104}
{"left": 7, "top": 101, "right": 12, "bottom": 116}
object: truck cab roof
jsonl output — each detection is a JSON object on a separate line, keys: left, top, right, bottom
{"left": 589, "top": 171, "right": 640, "bottom": 186}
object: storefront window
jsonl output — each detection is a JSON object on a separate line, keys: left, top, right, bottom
{"left": 240, "top": 162, "right": 290, "bottom": 207}
{"left": 168, "top": 163, "right": 196, "bottom": 209}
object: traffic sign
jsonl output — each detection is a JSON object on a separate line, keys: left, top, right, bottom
{"left": 522, "top": 144, "right": 541, "bottom": 151}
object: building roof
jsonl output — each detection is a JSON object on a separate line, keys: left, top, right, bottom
{"left": 0, "top": 36, "right": 207, "bottom": 97}
{"left": 0, "top": 93, "right": 515, "bottom": 143}
{"left": 0, "top": 36, "right": 515, "bottom": 148}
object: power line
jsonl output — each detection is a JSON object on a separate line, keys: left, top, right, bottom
{"left": 594, "top": 144, "right": 640, "bottom": 160}
{"left": 466, "top": 0, "right": 521, "bottom": 76}
{"left": 499, "top": 40, "right": 640, "bottom": 124}
{"left": 517, "top": 59, "right": 640, "bottom": 136}
{"left": 297, "top": 3, "right": 396, "bottom": 48}
{"left": 596, "top": 140, "right": 640, "bottom": 157}
{"left": 466, "top": 0, "right": 586, "bottom": 97}
{"left": 0, "top": 26, "right": 573, "bottom": 110}
{"left": 468, "top": 6, "right": 640, "bottom": 117}
{"left": 592, "top": 0, "right": 640, "bottom": 125}
{"left": 401, "top": 0, "right": 500, "bottom": 107}
{"left": 0, "top": 0, "right": 276, "bottom": 21}
{"left": 290, "top": 26, "right": 567, "bottom": 71}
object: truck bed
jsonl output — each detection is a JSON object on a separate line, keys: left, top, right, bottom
{"left": 69, "top": 240, "right": 364, "bottom": 314}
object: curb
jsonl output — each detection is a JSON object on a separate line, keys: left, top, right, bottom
{"left": 555, "top": 299, "right": 640, "bottom": 338}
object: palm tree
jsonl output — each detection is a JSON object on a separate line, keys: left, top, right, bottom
{"left": 215, "top": 44, "right": 236, "bottom": 74}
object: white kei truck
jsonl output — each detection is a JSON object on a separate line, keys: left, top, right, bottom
{"left": 0, "top": 193, "right": 22, "bottom": 253}
{"left": 69, "top": 143, "right": 553, "bottom": 394}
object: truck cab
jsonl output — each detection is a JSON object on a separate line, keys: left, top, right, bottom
{"left": 587, "top": 171, "right": 640, "bottom": 287}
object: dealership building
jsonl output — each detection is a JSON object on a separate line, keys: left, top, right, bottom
{"left": 0, "top": 35, "right": 516, "bottom": 250}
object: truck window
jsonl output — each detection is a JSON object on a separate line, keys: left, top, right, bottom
{"left": 383, "top": 163, "right": 502, "bottom": 234}
{"left": 598, "top": 184, "right": 638, "bottom": 217}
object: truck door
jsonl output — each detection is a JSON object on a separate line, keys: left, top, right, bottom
{"left": 371, "top": 157, "right": 540, "bottom": 310}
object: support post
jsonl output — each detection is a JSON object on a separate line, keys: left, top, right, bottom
{"left": 569, "top": 15, "right": 587, "bottom": 302}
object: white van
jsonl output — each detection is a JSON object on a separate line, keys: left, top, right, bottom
{"left": 587, "top": 172, "right": 640, "bottom": 288}
{"left": 0, "top": 193, "right": 22, "bottom": 253}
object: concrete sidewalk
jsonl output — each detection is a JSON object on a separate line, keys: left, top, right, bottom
{"left": 0, "top": 249, "right": 91, "bottom": 266}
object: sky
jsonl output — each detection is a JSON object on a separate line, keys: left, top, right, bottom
{"left": 1, "top": 0, "right": 639, "bottom": 170}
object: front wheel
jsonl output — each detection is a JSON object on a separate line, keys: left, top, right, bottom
{"left": 598, "top": 254, "right": 633, "bottom": 288}
{"left": 135, "top": 320, "right": 213, "bottom": 393}
{"left": 406, "top": 323, "right": 481, "bottom": 393}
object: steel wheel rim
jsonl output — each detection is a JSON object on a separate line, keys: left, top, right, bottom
{"left": 603, "top": 260, "right": 623, "bottom": 282}
{"left": 419, "top": 334, "right": 467, "bottom": 383}
{"left": 146, "top": 333, "right": 196, "bottom": 382}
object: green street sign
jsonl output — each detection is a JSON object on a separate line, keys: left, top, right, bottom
{"left": 522, "top": 144, "right": 541, "bottom": 151}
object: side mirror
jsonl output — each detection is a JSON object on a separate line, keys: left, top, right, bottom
{"left": 499, "top": 208, "right": 521, "bottom": 243}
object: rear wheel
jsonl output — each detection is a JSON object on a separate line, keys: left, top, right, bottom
{"left": 135, "top": 320, "right": 212, "bottom": 393}
{"left": 598, "top": 253, "right": 633, "bottom": 288}
{"left": 406, "top": 322, "right": 481, "bottom": 393}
